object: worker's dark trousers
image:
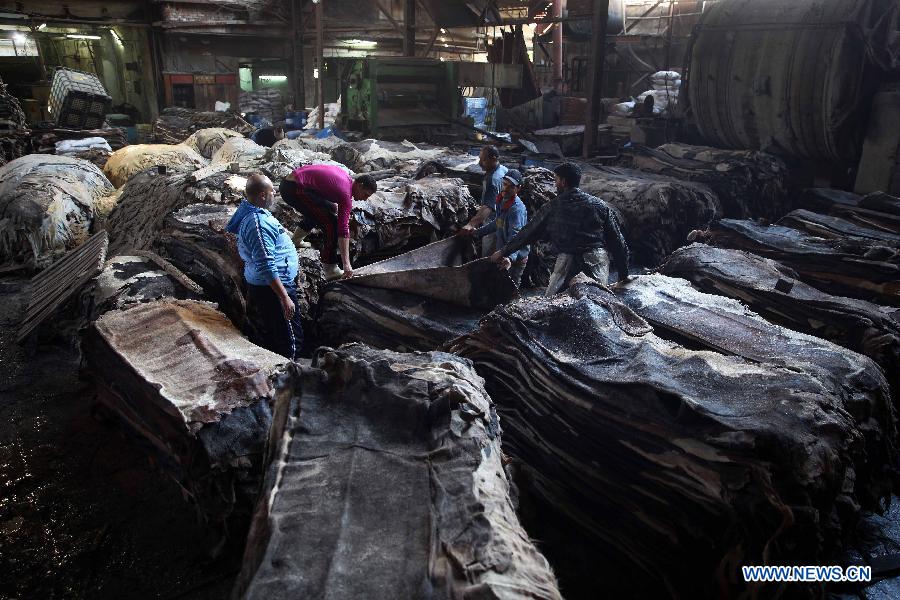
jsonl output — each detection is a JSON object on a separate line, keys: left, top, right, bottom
{"left": 245, "top": 283, "right": 304, "bottom": 361}
{"left": 279, "top": 180, "right": 339, "bottom": 265}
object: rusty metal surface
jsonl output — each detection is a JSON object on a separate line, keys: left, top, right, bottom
{"left": 17, "top": 230, "right": 108, "bottom": 343}
{"left": 91, "top": 299, "right": 286, "bottom": 425}
{"left": 350, "top": 237, "right": 519, "bottom": 309}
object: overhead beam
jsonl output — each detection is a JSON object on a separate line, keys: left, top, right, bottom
{"left": 374, "top": 0, "right": 404, "bottom": 36}
{"left": 583, "top": 0, "right": 610, "bottom": 159}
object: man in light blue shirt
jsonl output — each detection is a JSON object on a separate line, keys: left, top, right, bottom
{"left": 460, "top": 145, "right": 508, "bottom": 256}
{"left": 226, "top": 173, "right": 302, "bottom": 360}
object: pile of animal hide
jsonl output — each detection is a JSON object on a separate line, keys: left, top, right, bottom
{"left": 103, "top": 143, "right": 208, "bottom": 187}
{"left": 659, "top": 244, "right": 900, "bottom": 399}
{"left": 328, "top": 139, "right": 447, "bottom": 176}
{"left": 238, "top": 89, "right": 284, "bottom": 125}
{"left": 788, "top": 189, "right": 900, "bottom": 231}
{"left": 615, "top": 273, "right": 895, "bottom": 471}
{"left": 0, "top": 75, "right": 26, "bottom": 130}
{"left": 695, "top": 219, "right": 900, "bottom": 306}
{"left": 316, "top": 238, "right": 515, "bottom": 351}
{"left": 233, "top": 344, "right": 561, "bottom": 600}
{"left": 211, "top": 137, "right": 267, "bottom": 165}
{"left": 32, "top": 126, "right": 128, "bottom": 153}
{"left": 258, "top": 144, "right": 337, "bottom": 182}
{"left": 105, "top": 170, "right": 245, "bottom": 256}
{"left": 152, "top": 107, "right": 253, "bottom": 144}
{"left": 152, "top": 203, "right": 246, "bottom": 329}
{"left": 0, "top": 76, "right": 30, "bottom": 163}
{"left": 316, "top": 282, "right": 483, "bottom": 352}
{"left": 779, "top": 208, "right": 900, "bottom": 246}
{"left": 82, "top": 299, "right": 288, "bottom": 527}
{"left": 183, "top": 128, "right": 245, "bottom": 160}
{"left": 630, "top": 143, "right": 792, "bottom": 220}
{"left": 83, "top": 254, "right": 202, "bottom": 319}
{"left": 0, "top": 155, "right": 114, "bottom": 269}
{"left": 799, "top": 189, "right": 900, "bottom": 234}
{"left": 154, "top": 203, "right": 325, "bottom": 336}
{"left": 0, "top": 131, "right": 31, "bottom": 166}
{"left": 448, "top": 282, "right": 893, "bottom": 596}
{"left": 519, "top": 167, "right": 561, "bottom": 288}
{"left": 350, "top": 176, "right": 475, "bottom": 263}
{"left": 578, "top": 165, "right": 721, "bottom": 267}
{"left": 71, "top": 148, "right": 111, "bottom": 169}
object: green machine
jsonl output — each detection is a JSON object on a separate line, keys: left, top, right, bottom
{"left": 339, "top": 58, "right": 460, "bottom": 139}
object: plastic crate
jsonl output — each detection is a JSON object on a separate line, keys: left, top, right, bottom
{"left": 49, "top": 68, "right": 111, "bottom": 130}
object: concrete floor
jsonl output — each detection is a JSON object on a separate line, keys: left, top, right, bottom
{"left": 0, "top": 276, "right": 241, "bottom": 599}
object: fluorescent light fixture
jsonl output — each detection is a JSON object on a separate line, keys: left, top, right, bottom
{"left": 109, "top": 29, "right": 123, "bottom": 45}
{"left": 345, "top": 39, "right": 377, "bottom": 48}
{"left": 37, "top": 23, "right": 47, "bottom": 31}
{"left": 66, "top": 34, "right": 101, "bottom": 40}
{"left": 12, "top": 33, "right": 26, "bottom": 42}
{"left": 258, "top": 74, "right": 287, "bottom": 81}
{"left": 440, "top": 28, "right": 447, "bottom": 33}
{"left": 313, "top": 68, "right": 319, "bottom": 79}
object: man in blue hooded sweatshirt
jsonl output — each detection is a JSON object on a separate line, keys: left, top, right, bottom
{"left": 226, "top": 173, "right": 302, "bottom": 360}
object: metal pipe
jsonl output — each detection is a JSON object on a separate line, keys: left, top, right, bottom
{"left": 552, "top": 0, "right": 564, "bottom": 91}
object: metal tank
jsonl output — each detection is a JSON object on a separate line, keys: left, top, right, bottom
{"left": 683, "top": 0, "right": 899, "bottom": 164}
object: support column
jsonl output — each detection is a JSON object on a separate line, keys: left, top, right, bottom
{"left": 404, "top": 0, "right": 415, "bottom": 57}
{"left": 315, "top": 0, "right": 324, "bottom": 129}
{"left": 582, "top": 0, "right": 610, "bottom": 159}
{"left": 552, "top": 0, "right": 565, "bottom": 91}
{"left": 291, "top": 0, "right": 305, "bottom": 109}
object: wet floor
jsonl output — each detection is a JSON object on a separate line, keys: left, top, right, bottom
{"left": 0, "top": 277, "right": 241, "bottom": 599}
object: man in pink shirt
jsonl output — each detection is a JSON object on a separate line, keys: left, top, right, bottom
{"left": 279, "top": 164, "right": 378, "bottom": 280}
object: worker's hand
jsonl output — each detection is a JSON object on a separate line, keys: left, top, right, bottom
{"left": 341, "top": 265, "right": 354, "bottom": 279}
{"left": 498, "top": 257, "right": 512, "bottom": 271}
{"left": 280, "top": 294, "right": 296, "bottom": 321}
{"left": 456, "top": 225, "right": 475, "bottom": 237}
{"left": 490, "top": 251, "right": 505, "bottom": 264}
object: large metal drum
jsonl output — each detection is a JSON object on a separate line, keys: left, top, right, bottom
{"left": 685, "top": 0, "right": 899, "bottom": 163}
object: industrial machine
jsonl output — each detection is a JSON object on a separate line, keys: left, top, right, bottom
{"left": 339, "top": 58, "right": 461, "bottom": 139}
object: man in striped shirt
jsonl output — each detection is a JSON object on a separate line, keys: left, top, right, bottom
{"left": 226, "top": 173, "right": 303, "bottom": 360}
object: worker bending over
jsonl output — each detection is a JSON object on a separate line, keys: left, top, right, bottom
{"left": 279, "top": 164, "right": 378, "bottom": 280}
{"left": 492, "top": 162, "right": 629, "bottom": 295}
{"left": 226, "top": 174, "right": 303, "bottom": 360}
{"left": 458, "top": 168, "right": 530, "bottom": 287}
{"left": 461, "top": 145, "right": 508, "bottom": 256}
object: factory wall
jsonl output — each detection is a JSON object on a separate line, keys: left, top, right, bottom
{"left": 0, "top": 25, "right": 159, "bottom": 124}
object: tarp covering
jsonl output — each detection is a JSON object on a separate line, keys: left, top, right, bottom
{"left": 234, "top": 344, "right": 561, "bottom": 600}
{"left": 0, "top": 155, "right": 114, "bottom": 269}
{"left": 448, "top": 282, "right": 891, "bottom": 596}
